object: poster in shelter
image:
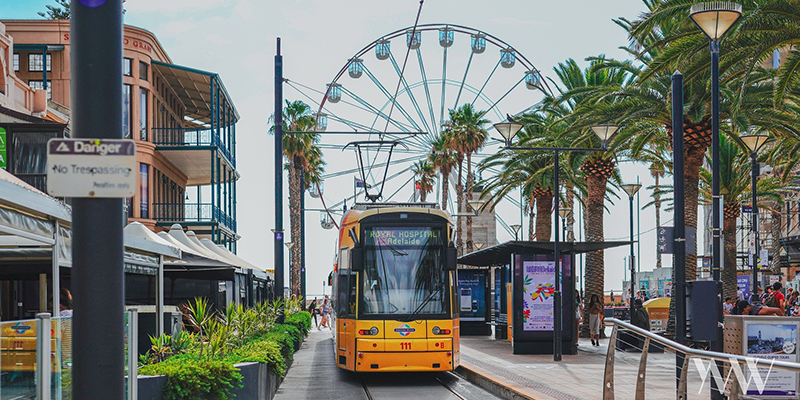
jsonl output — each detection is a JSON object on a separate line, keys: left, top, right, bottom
{"left": 522, "top": 261, "right": 555, "bottom": 331}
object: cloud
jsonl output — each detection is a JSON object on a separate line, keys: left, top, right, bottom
{"left": 158, "top": 20, "right": 196, "bottom": 36}
{"left": 127, "top": 0, "right": 231, "bottom": 13}
{"left": 489, "top": 17, "right": 553, "bottom": 26}
{"left": 206, "top": 34, "right": 232, "bottom": 45}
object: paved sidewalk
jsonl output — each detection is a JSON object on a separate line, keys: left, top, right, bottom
{"left": 273, "top": 327, "right": 363, "bottom": 400}
{"left": 459, "top": 335, "right": 711, "bottom": 400}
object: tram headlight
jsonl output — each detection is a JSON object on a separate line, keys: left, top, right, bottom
{"left": 369, "top": 326, "right": 379, "bottom": 336}
{"left": 432, "top": 326, "right": 441, "bottom": 335}
{"left": 432, "top": 326, "right": 451, "bottom": 335}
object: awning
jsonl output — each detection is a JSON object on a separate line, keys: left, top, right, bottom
{"left": 198, "top": 237, "right": 272, "bottom": 277}
{"left": 163, "top": 254, "right": 237, "bottom": 281}
{"left": 151, "top": 61, "right": 239, "bottom": 126}
{"left": 458, "top": 240, "right": 633, "bottom": 267}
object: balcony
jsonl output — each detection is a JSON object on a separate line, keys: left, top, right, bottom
{"left": 152, "top": 202, "right": 236, "bottom": 232}
{"left": 153, "top": 127, "right": 234, "bottom": 167}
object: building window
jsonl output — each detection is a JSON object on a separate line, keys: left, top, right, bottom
{"left": 123, "top": 58, "right": 132, "bottom": 76}
{"left": 28, "top": 53, "right": 51, "bottom": 72}
{"left": 13, "top": 53, "right": 19, "bottom": 72}
{"left": 28, "top": 80, "right": 52, "bottom": 99}
{"left": 123, "top": 84, "right": 132, "bottom": 138}
{"left": 140, "top": 88, "right": 148, "bottom": 141}
{"left": 140, "top": 163, "right": 149, "bottom": 219}
{"left": 139, "top": 61, "right": 149, "bottom": 81}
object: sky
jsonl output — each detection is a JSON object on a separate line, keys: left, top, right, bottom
{"left": 1, "top": 0, "right": 703, "bottom": 297}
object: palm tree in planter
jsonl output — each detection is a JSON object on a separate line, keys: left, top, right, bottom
{"left": 412, "top": 160, "right": 436, "bottom": 202}
{"left": 269, "top": 99, "right": 320, "bottom": 297}
{"left": 454, "top": 104, "right": 490, "bottom": 253}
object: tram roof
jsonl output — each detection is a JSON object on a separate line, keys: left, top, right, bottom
{"left": 346, "top": 203, "right": 452, "bottom": 222}
{"left": 457, "top": 240, "right": 633, "bottom": 267}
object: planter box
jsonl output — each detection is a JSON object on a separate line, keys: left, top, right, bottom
{"left": 138, "top": 362, "right": 281, "bottom": 400}
{"left": 138, "top": 374, "right": 168, "bottom": 400}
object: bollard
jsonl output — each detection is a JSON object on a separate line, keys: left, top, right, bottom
{"left": 36, "top": 313, "right": 52, "bottom": 400}
{"left": 128, "top": 308, "right": 139, "bottom": 400}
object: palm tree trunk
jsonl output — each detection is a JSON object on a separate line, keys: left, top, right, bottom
{"left": 466, "top": 153, "right": 474, "bottom": 253}
{"left": 772, "top": 211, "right": 782, "bottom": 271}
{"left": 535, "top": 193, "right": 552, "bottom": 242}
{"left": 582, "top": 173, "right": 608, "bottom": 337}
{"left": 288, "top": 157, "right": 303, "bottom": 297}
{"left": 441, "top": 170, "right": 449, "bottom": 211}
{"left": 456, "top": 155, "right": 464, "bottom": 255}
{"left": 723, "top": 207, "right": 738, "bottom": 300}
{"left": 528, "top": 197, "right": 535, "bottom": 240}
{"left": 654, "top": 174, "right": 662, "bottom": 269}
{"left": 565, "top": 185, "right": 575, "bottom": 242}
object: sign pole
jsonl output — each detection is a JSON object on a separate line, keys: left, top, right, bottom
{"left": 274, "top": 38, "right": 285, "bottom": 323}
{"left": 70, "top": 0, "right": 125, "bottom": 398}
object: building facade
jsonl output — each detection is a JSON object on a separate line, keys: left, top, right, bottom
{"left": 1, "top": 20, "right": 239, "bottom": 250}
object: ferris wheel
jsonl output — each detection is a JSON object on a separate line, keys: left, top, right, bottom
{"left": 284, "top": 23, "right": 549, "bottom": 234}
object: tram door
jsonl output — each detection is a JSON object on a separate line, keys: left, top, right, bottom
{"left": 335, "top": 249, "right": 357, "bottom": 369}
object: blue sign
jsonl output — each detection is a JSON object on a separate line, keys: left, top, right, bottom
{"left": 738, "top": 275, "right": 751, "bottom": 300}
{"left": 458, "top": 270, "right": 487, "bottom": 322}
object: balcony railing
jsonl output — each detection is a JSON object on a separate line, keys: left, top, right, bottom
{"left": 14, "top": 173, "right": 47, "bottom": 193}
{"left": 152, "top": 127, "right": 235, "bottom": 167}
{"left": 152, "top": 202, "right": 236, "bottom": 232}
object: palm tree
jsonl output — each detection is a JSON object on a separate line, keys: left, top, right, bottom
{"left": 446, "top": 104, "right": 489, "bottom": 254}
{"left": 269, "top": 100, "right": 321, "bottom": 297}
{"left": 428, "top": 134, "right": 458, "bottom": 211}
{"left": 411, "top": 160, "right": 436, "bottom": 202}
{"left": 698, "top": 134, "right": 784, "bottom": 299}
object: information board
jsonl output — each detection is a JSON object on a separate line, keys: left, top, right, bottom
{"left": 457, "top": 270, "right": 487, "bottom": 322}
{"left": 522, "top": 261, "right": 555, "bottom": 331}
{"left": 46, "top": 138, "right": 136, "bottom": 197}
{"left": 0, "top": 127, "right": 6, "bottom": 169}
{"left": 745, "top": 321, "right": 799, "bottom": 398}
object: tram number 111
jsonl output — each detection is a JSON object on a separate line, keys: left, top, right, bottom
{"left": 400, "top": 342, "right": 412, "bottom": 350}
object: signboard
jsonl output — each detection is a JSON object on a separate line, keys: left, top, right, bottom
{"left": 760, "top": 249, "right": 770, "bottom": 269}
{"left": 0, "top": 127, "right": 6, "bottom": 169}
{"left": 744, "top": 321, "right": 799, "bottom": 397}
{"left": 522, "top": 261, "right": 555, "bottom": 331}
{"left": 364, "top": 227, "right": 441, "bottom": 246}
{"left": 743, "top": 205, "right": 753, "bottom": 213}
{"left": 457, "top": 270, "right": 487, "bottom": 322}
{"left": 46, "top": 139, "right": 136, "bottom": 197}
{"left": 657, "top": 226, "right": 696, "bottom": 255}
{"left": 738, "top": 275, "right": 752, "bottom": 300}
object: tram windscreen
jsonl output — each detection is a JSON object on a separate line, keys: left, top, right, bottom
{"left": 361, "top": 227, "right": 446, "bottom": 316}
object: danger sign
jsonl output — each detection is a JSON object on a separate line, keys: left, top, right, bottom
{"left": 47, "top": 139, "right": 136, "bottom": 198}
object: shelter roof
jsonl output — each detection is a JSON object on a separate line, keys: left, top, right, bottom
{"left": 152, "top": 61, "right": 239, "bottom": 126}
{"left": 457, "top": 240, "right": 633, "bottom": 267}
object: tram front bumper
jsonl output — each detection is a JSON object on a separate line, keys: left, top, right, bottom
{"left": 355, "top": 350, "right": 454, "bottom": 372}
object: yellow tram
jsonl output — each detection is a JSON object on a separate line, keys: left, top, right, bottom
{"left": 331, "top": 203, "right": 460, "bottom": 372}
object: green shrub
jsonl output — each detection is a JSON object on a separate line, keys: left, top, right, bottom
{"left": 228, "top": 338, "right": 286, "bottom": 377}
{"left": 139, "top": 354, "right": 242, "bottom": 400}
{"left": 285, "top": 311, "right": 312, "bottom": 335}
{"left": 262, "top": 330, "right": 295, "bottom": 361}
{"left": 273, "top": 323, "right": 303, "bottom": 345}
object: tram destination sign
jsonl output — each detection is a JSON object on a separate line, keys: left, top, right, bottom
{"left": 46, "top": 138, "right": 136, "bottom": 198}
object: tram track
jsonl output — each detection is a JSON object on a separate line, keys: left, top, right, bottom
{"left": 360, "top": 371, "right": 491, "bottom": 400}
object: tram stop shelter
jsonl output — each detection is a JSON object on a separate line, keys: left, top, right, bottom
{"left": 458, "top": 240, "right": 630, "bottom": 355}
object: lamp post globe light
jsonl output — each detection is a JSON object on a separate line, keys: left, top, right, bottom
{"left": 690, "top": 4, "right": 741, "bottom": 398}
{"left": 494, "top": 117, "right": 618, "bottom": 362}
{"left": 740, "top": 131, "right": 769, "bottom": 297}
{"left": 620, "top": 183, "right": 642, "bottom": 318}
{"left": 558, "top": 208, "right": 571, "bottom": 242}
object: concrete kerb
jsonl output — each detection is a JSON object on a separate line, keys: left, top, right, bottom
{"left": 456, "top": 365, "right": 544, "bottom": 400}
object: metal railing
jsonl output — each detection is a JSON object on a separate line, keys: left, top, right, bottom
{"left": 152, "top": 127, "right": 235, "bottom": 166}
{"left": 603, "top": 318, "right": 800, "bottom": 400}
{"left": 152, "top": 202, "right": 236, "bottom": 231}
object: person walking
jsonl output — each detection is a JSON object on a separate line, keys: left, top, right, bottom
{"left": 631, "top": 299, "right": 650, "bottom": 331}
{"left": 319, "top": 298, "right": 331, "bottom": 330}
{"left": 308, "top": 298, "right": 319, "bottom": 328}
{"left": 575, "top": 290, "right": 583, "bottom": 348}
{"left": 587, "top": 294, "right": 604, "bottom": 347}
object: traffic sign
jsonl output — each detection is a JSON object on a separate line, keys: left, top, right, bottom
{"left": 46, "top": 138, "right": 136, "bottom": 197}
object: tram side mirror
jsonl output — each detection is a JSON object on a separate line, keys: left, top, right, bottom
{"left": 351, "top": 247, "right": 364, "bottom": 272}
{"left": 445, "top": 243, "right": 457, "bottom": 271}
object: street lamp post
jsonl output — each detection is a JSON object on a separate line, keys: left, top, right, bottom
{"left": 510, "top": 224, "right": 522, "bottom": 241}
{"left": 690, "top": 4, "right": 742, "bottom": 399}
{"left": 274, "top": 38, "right": 286, "bottom": 323}
{"left": 621, "top": 183, "right": 642, "bottom": 318}
{"left": 558, "top": 208, "right": 571, "bottom": 242}
{"left": 494, "top": 118, "right": 617, "bottom": 362}
{"left": 740, "top": 131, "right": 769, "bottom": 297}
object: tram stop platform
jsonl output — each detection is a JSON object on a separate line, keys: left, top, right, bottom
{"left": 275, "top": 328, "right": 705, "bottom": 400}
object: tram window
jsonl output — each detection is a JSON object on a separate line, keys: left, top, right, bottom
{"left": 362, "top": 227, "right": 447, "bottom": 316}
{"left": 337, "top": 270, "right": 356, "bottom": 316}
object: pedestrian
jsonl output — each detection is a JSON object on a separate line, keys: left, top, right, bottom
{"left": 575, "top": 290, "right": 583, "bottom": 347}
{"left": 59, "top": 288, "right": 73, "bottom": 318}
{"left": 723, "top": 297, "right": 733, "bottom": 315}
{"left": 308, "top": 297, "right": 319, "bottom": 328}
{"left": 761, "top": 286, "right": 771, "bottom": 305}
{"left": 587, "top": 294, "right": 604, "bottom": 347}
{"left": 733, "top": 299, "right": 783, "bottom": 316}
{"left": 788, "top": 291, "right": 799, "bottom": 316}
{"left": 765, "top": 282, "right": 786, "bottom": 314}
{"left": 630, "top": 298, "right": 650, "bottom": 331}
{"left": 625, "top": 288, "right": 632, "bottom": 306}
{"left": 319, "top": 298, "right": 331, "bottom": 330}
{"left": 610, "top": 291, "right": 615, "bottom": 303}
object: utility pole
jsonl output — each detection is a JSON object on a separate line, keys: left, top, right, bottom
{"left": 274, "top": 38, "right": 285, "bottom": 323}
{"left": 672, "top": 71, "right": 687, "bottom": 395}
{"left": 71, "top": 1, "right": 124, "bottom": 398}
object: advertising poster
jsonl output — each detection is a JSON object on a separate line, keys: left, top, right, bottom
{"left": 457, "top": 270, "right": 486, "bottom": 322}
{"left": 522, "top": 261, "right": 555, "bottom": 331}
{"left": 738, "top": 275, "right": 752, "bottom": 300}
{"left": 745, "top": 323, "right": 799, "bottom": 397}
